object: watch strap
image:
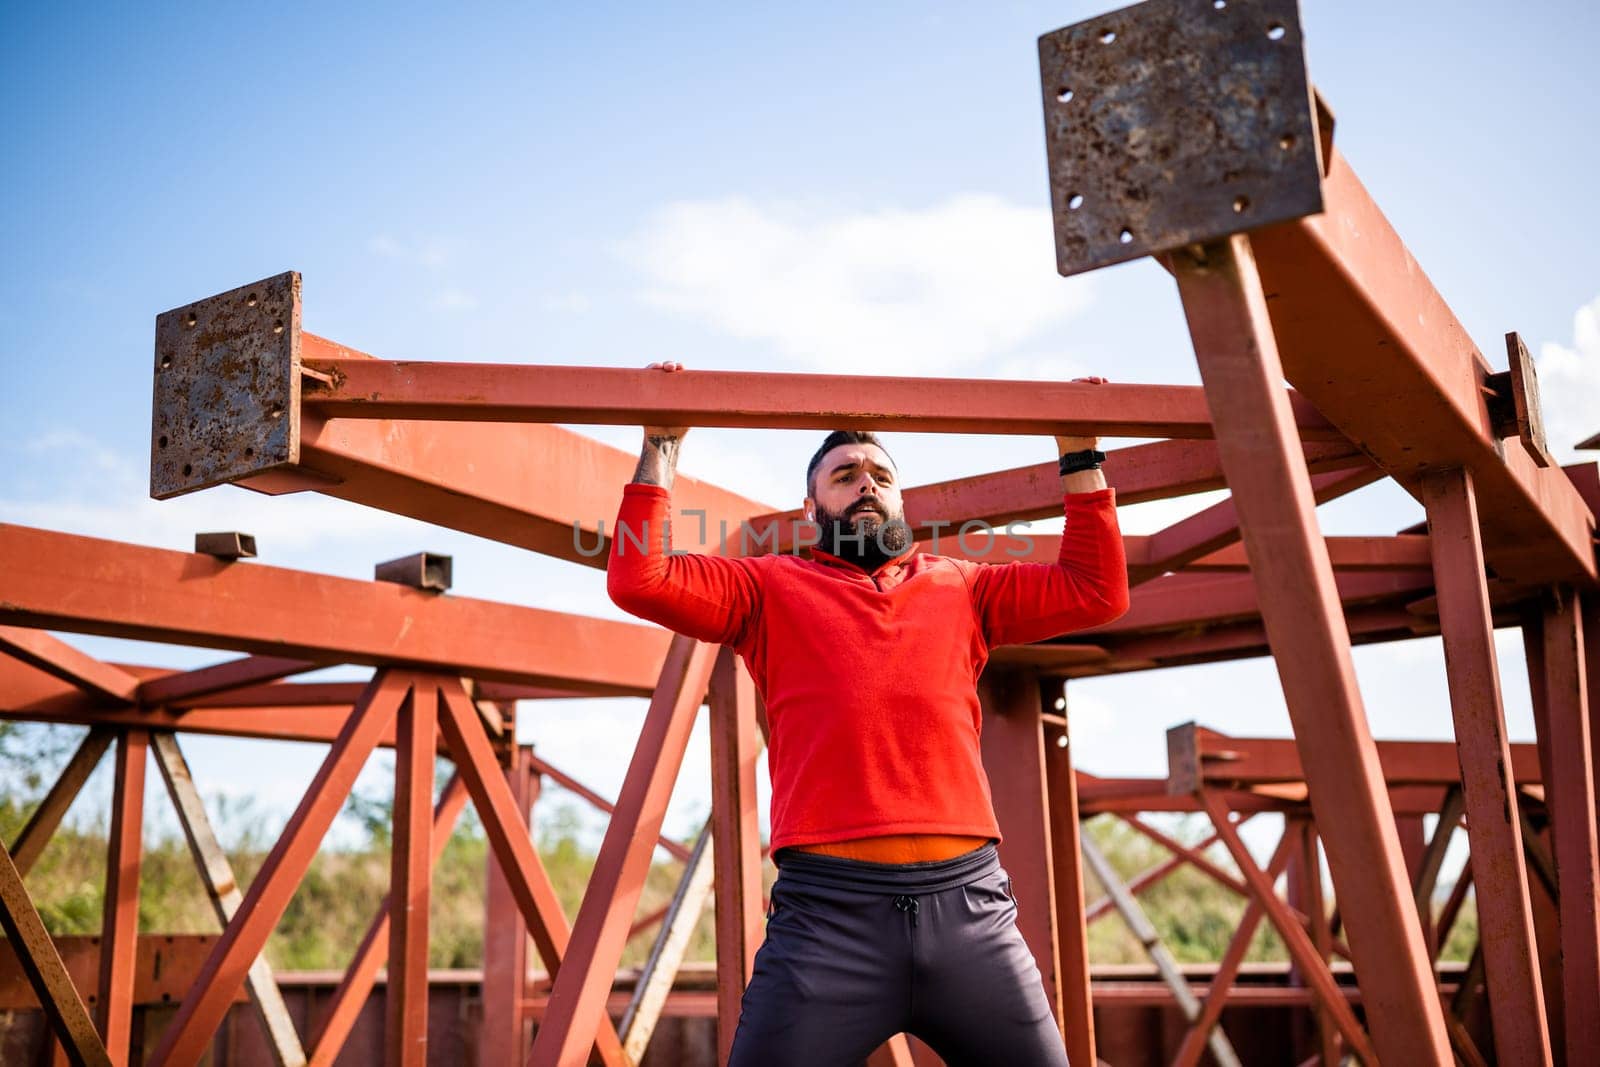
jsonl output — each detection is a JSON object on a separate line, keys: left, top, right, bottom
{"left": 1058, "top": 448, "right": 1107, "bottom": 476}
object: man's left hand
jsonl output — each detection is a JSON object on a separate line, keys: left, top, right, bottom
{"left": 1056, "top": 375, "right": 1108, "bottom": 454}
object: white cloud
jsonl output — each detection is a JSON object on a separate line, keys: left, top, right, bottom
{"left": 627, "top": 195, "right": 1094, "bottom": 374}
{"left": 1537, "top": 293, "right": 1600, "bottom": 462}
{"left": 369, "top": 234, "right": 451, "bottom": 268}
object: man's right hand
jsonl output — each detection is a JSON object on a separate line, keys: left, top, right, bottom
{"left": 643, "top": 361, "right": 691, "bottom": 440}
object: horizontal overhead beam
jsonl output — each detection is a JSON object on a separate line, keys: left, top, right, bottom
{"left": 1068, "top": 606, "right": 1433, "bottom": 678}
{"left": 1251, "top": 147, "right": 1597, "bottom": 583}
{"left": 301, "top": 358, "right": 1346, "bottom": 441}
{"left": 135, "top": 654, "right": 319, "bottom": 707}
{"left": 0, "top": 523, "right": 670, "bottom": 693}
{"left": 1079, "top": 568, "right": 1436, "bottom": 637}
{"left": 934, "top": 532, "right": 1431, "bottom": 571}
{"left": 746, "top": 439, "right": 1373, "bottom": 553}
{"left": 1166, "top": 723, "right": 1543, "bottom": 793}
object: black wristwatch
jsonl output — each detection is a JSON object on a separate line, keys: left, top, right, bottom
{"left": 1058, "top": 448, "right": 1106, "bottom": 476}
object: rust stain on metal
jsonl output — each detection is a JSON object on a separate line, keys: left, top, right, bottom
{"left": 150, "top": 271, "right": 302, "bottom": 499}
{"left": 1038, "top": 0, "right": 1323, "bottom": 276}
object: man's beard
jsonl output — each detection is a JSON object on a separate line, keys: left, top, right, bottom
{"left": 812, "top": 498, "right": 912, "bottom": 572}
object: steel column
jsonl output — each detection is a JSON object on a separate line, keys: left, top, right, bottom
{"left": 388, "top": 682, "right": 437, "bottom": 1064}
{"left": 1172, "top": 233, "right": 1452, "bottom": 1063}
{"left": 708, "top": 647, "right": 763, "bottom": 1066}
{"left": 1422, "top": 465, "right": 1552, "bottom": 1065}
{"left": 1532, "top": 590, "right": 1600, "bottom": 1061}
{"left": 96, "top": 727, "right": 146, "bottom": 1063}
{"left": 1041, "top": 686, "right": 1094, "bottom": 1067}
{"left": 528, "top": 635, "right": 718, "bottom": 1067}
{"left": 977, "top": 671, "right": 1062, "bottom": 1023}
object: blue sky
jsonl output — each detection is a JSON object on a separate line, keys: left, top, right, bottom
{"left": 3, "top": 1, "right": 1598, "bottom": 852}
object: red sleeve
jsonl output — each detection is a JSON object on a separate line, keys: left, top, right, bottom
{"left": 965, "top": 487, "right": 1129, "bottom": 648}
{"left": 605, "top": 483, "right": 762, "bottom": 647}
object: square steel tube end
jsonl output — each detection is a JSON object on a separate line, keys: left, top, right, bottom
{"left": 151, "top": 271, "right": 303, "bottom": 500}
{"left": 1039, "top": 0, "right": 1324, "bottom": 277}
{"left": 375, "top": 552, "right": 453, "bottom": 593}
{"left": 1165, "top": 720, "right": 1202, "bottom": 795}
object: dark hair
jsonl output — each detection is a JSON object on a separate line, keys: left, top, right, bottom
{"left": 805, "top": 430, "right": 895, "bottom": 497}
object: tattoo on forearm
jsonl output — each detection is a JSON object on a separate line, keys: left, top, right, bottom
{"left": 633, "top": 435, "right": 681, "bottom": 488}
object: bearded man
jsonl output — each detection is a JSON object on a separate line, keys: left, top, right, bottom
{"left": 606, "top": 362, "right": 1129, "bottom": 1066}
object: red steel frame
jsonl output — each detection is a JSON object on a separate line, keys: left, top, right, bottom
{"left": 1, "top": 3, "right": 1597, "bottom": 1066}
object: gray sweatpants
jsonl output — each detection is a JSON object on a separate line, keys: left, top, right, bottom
{"left": 726, "top": 841, "right": 1072, "bottom": 1067}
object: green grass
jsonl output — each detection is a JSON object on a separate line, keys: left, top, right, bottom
{"left": 0, "top": 722, "right": 1479, "bottom": 972}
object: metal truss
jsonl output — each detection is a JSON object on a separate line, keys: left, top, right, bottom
{"left": 1, "top": 0, "right": 1598, "bottom": 1064}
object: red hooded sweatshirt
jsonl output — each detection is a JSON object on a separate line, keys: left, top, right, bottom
{"left": 606, "top": 483, "right": 1128, "bottom": 852}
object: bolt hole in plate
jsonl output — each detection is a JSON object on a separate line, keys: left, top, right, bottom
{"left": 150, "top": 271, "right": 302, "bottom": 499}
{"left": 1038, "top": 0, "right": 1324, "bottom": 277}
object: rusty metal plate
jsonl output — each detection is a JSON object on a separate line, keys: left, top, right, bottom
{"left": 1039, "top": 0, "right": 1323, "bottom": 276}
{"left": 151, "top": 271, "right": 301, "bottom": 499}
{"left": 1505, "top": 331, "right": 1552, "bottom": 467}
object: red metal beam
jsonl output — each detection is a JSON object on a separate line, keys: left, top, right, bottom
{"left": 527, "top": 635, "right": 718, "bottom": 1067}
{"left": 303, "top": 356, "right": 1344, "bottom": 441}
{"left": 434, "top": 680, "right": 629, "bottom": 1066}
{"left": 8, "top": 729, "right": 113, "bottom": 876}
{"left": 0, "top": 626, "right": 139, "bottom": 703}
{"left": 750, "top": 438, "right": 1372, "bottom": 553}
{"left": 1252, "top": 147, "right": 1596, "bottom": 583}
{"left": 1199, "top": 794, "right": 1376, "bottom": 1062}
{"left": 708, "top": 648, "right": 763, "bottom": 1067}
{"left": 137, "top": 655, "right": 319, "bottom": 707}
{"left": 150, "top": 671, "right": 410, "bottom": 1065}
{"left": 1171, "top": 826, "right": 1297, "bottom": 1067}
{"left": 525, "top": 754, "right": 692, "bottom": 864}
{"left": 0, "top": 523, "right": 671, "bottom": 693}
{"left": 480, "top": 750, "right": 537, "bottom": 1066}
{"left": 1127, "top": 465, "right": 1384, "bottom": 585}
{"left": 95, "top": 729, "right": 146, "bottom": 1063}
{"left": 1083, "top": 815, "right": 1256, "bottom": 925}
{"left": 1173, "top": 534, "right": 1433, "bottom": 573}
{"left": 1173, "top": 233, "right": 1451, "bottom": 1061}
{"left": 1082, "top": 605, "right": 1432, "bottom": 677}
{"left": 1167, "top": 723, "right": 1545, "bottom": 791}
{"left": 1421, "top": 467, "right": 1552, "bottom": 1064}
{"left": 275, "top": 333, "right": 774, "bottom": 568}
{"left": 1083, "top": 568, "right": 1435, "bottom": 638}
{"left": 1530, "top": 593, "right": 1600, "bottom": 1062}
{"left": 1042, "top": 689, "right": 1095, "bottom": 1067}
{"left": 388, "top": 685, "right": 436, "bottom": 1064}
{"left": 979, "top": 672, "right": 1065, "bottom": 1026}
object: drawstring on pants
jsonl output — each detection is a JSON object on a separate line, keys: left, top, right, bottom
{"left": 893, "top": 894, "right": 920, "bottom": 927}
